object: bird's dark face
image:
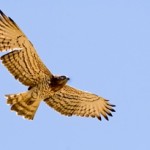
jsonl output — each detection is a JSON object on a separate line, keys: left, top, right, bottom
{"left": 50, "top": 75, "right": 70, "bottom": 92}
{"left": 54, "top": 75, "right": 70, "bottom": 85}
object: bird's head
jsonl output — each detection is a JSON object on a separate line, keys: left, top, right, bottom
{"left": 53, "top": 75, "right": 70, "bottom": 85}
{"left": 51, "top": 75, "right": 70, "bottom": 91}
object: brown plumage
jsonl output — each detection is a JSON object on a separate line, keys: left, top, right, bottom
{"left": 0, "top": 10, "right": 115, "bottom": 121}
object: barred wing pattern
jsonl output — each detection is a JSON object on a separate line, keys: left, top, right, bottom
{"left": 44, "top": 85, "right": 115, "bottom": 120}
{"left": 0, "top": 10, "right": 52, "bottom": 86}
{"left": 0, "top": 10, "right": 115, "bottom": 121}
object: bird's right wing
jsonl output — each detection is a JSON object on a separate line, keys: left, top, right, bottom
{"left": 0, "top": 10, "right": 52, "bottom": 86}
{"left": 44, "top": 85, "right": 115, "bottom": 121}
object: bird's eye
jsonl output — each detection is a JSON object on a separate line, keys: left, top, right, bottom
{"left": 59, "top": 76, "right": 66, "bottom": 80}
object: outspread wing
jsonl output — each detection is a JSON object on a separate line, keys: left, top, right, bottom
{"left": 44, "top": 85, "right": 115, "bottom": 121}
{"left": 0, "top": 10, "right": 52, "bottom": 86}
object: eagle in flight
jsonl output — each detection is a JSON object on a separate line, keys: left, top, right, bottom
{"left": 0, "top": 10, "right": 115, "bottom": 121}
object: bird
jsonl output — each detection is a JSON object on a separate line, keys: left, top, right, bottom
{"left": 0, "top": 10, "right": 115, "bottom": 121}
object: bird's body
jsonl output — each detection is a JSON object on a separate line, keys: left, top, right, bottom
{"left": 0, "top": 10, "right": 115, "bottom": 121}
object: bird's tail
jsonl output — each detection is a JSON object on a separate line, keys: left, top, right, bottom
{"left": 6, "top": 91, "right": 41, "bottom": 120}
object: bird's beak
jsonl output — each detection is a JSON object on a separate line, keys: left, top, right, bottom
{"left": 67, "top": 77, "right": 70, "bottom": 81}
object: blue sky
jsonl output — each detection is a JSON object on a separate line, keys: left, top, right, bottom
{"left": 0, "top": 0, "right": 150, "bottom": 150}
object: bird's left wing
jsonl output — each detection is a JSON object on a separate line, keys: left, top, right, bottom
{"left": 44, "top": 85, "right": 115, "bottom": 121}
{"left": 0, "top": 10, "right": 52, "bottom": 86}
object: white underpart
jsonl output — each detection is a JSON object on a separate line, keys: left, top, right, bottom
{"left": 12, "top": 48, "right": 23, "bottom": 51}
{"left": 1, "top": 48, "right": 23, "bottom": 52}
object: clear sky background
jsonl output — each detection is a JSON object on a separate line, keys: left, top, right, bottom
{"left": 0, "top": 0, "right": 150, "bottom": 150}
